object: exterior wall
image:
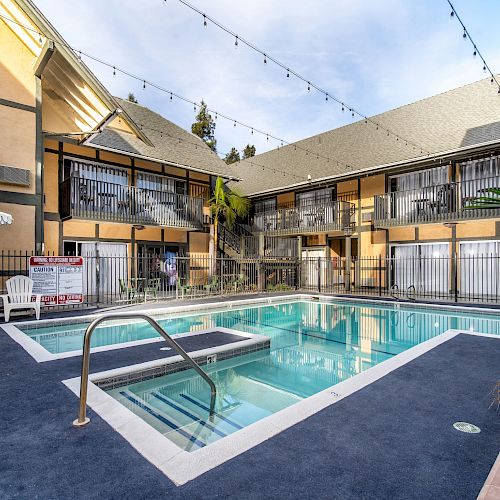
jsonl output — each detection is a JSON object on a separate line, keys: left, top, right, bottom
{"left": 0, "top": 20, "right": 39, "bottom": 250}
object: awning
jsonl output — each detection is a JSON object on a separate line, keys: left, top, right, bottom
{"left": 0, "top": 211, "right": 13, "bottom": 225}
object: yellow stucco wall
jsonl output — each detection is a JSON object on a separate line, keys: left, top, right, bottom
{"left": 0, "top": 21, "right": 36, "bottom": 107}
{"left": 0, "top": 203, "right": 35, "bottom": 250}
{"left": 190, "top": 232, "right": 209, "bottom": 253}
{"left": 99, "top": 223, "right": 131, "bottom": 240}
{"left": 43, "top": 220, "right": 59, "bottom": 254}
{"left": 43, "top": 151, "right": 59, "bottom": 212}
{"left": 456, "top": 220, "right": 496, "bottom": 239}
{"left": 0, "top": 106, "right": 36, "bottom": 194}
{"left": 419, "top": 224, "right": 452, "bottom": 240}
{"left": 388, "top": 227, "right": 416, "bottom": 241}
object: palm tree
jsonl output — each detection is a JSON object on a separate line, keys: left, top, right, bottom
{"left": 209, "top": 176, "right": 250, "bottom": 256}
{"left": 464, "top": 187, "right": 500, "bottom": 209}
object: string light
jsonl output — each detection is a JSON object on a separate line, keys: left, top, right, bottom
{"left": 234, "top": 35, "right": 238, "bottom": 47}
{"left": 447, "top": 0, "right": 500, "bottom": 94}
{"left": 143, "top": 80, "right": 146, "bottom": 89}
{"left": 203, "top": 14, "right": 207, "bottom": 27}
{"left": 0, "top": 11, "right": 430, "bottom": 176}
{"left": 174, "top": 0, "right": 432, "bottom": 155}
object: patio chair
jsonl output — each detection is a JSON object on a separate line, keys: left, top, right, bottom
{"left": 144, "top": 278, "right": 161, "bottom": 302}
{"left": 203, "top": 276, "right": 220, "bottom": 295}
{"left": 177, "top": 278, "right": 193, "bottom": 299}
{"left": 119, "top": 278, "right": 136, "bottom": 301}
{"left": 1, "top": 275, "right": 41, "bottom": 322}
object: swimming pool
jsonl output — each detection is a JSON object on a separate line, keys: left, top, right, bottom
{"left": 20, "top": 298, "right": 500, "bottom": 355}
{"left": 22, "top": 298, "right": 496, "bottom": 452}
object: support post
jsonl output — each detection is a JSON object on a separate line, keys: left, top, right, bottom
{"left": 345, "top": 235, "right": 352, "bottom": 292}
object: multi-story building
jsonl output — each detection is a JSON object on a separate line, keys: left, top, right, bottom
{"left": 231, "top": 77, "right": 500, "bottom": 296}
{"left": 0, "top": 0, "right": 235, "bottom": 265}
{"left": 3, "top": 0, "right": 500, "bottom": 301}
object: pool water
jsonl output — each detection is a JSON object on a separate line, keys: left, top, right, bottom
{"left": 22, "top": 299, "right": 500, "bottom": 452}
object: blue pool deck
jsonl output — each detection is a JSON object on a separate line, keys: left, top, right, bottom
{"left": 0, "top": 303, "right": 499, "bottom": 499}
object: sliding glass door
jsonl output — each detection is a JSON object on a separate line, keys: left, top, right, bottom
{"left": 392, "top": 243, "right": 449, "bottom": 294}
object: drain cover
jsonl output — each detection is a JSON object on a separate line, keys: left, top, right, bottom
{"left": 453, "top": 422, "right": 481, "bottom": 434}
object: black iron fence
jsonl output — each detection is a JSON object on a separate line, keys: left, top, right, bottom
{"left": 2, "top": 251, "right": 500, "bottom": 312}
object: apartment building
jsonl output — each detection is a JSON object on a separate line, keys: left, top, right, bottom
{"left": 0, "top": 0, "right": 235, "bottom": 266}
{"left": 231, "top": 77, "right": 500, "bottom": 295}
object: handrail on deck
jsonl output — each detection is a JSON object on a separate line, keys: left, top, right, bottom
{"left": 73, "top": 313, "right": 217, "bottom": 427}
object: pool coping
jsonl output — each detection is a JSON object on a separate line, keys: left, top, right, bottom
{"left": 63, "top": 328, "right": 499, "bottom": 486}
{"left": 5, "top": 293, "right": 500, "bottom": 362}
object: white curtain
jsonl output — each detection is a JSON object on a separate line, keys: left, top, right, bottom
{"left": 98, "top": 243, "right": 128, "bottom": 298}
{"left": 460, "top": 241, "right": 499, "bottom": 297}
{"left": 393, "top": 244, "right": 449, "bottom": 293}
{"left": 460, "top": 156, "right": 500, "bottom": 206}
{"left": 390, "top": 166, "right": 448, "bottom": 220}
{"left": 81, "top": 242, "right": 97, "bottom": 296}
{"left": 70, "top": 160, "right": 128, "bottom": 185}
{"left": 136, "top": 172, "right": 178, "bottom": 193}
{"left": 79, "top": 242, "right": 127, "bottom": 298}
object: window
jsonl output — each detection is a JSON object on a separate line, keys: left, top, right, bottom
{"left": 254, "top": 198, "right": 276, "bottom": 214}
{"left": 136, "top": 171, "right": 186, "bottom": 195}
{"left": 64, "top": 158, "right": 128, "bottom": 185}
{"left": 390, "top": 166, "right": 448, "bottom": 192}
{"left": 296, "top": 187, "right": 334, "bottom": 207}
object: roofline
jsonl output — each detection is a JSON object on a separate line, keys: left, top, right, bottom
{"left": 242, "top": 138, "right": 500, "bottom": 197}
{"left": 85, "top": 141, "right": 241, "bottom": 181}
{"left": 16, "top": 0, "right": 152, "bottom": 146}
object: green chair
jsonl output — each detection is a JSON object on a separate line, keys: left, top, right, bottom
{"left": 178, "top": 278, "right": 192, "bottom": 299}
{"left": 203, "top": 276, "right": 220, "bottom": 295}
{"left": 144, "top": 278, "right": 161, "bottom": 302}
{"left": 119, "top": 278, "right": 135, "bottom": 301}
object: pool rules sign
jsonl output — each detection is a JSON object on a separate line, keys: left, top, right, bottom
{"left": 29, "top": 256, "right": 84, "bottom": 305}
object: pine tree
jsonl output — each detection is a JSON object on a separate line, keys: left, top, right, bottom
{"left": 191, "top": 101, "right": 217, "bottom": 152}
{"left": 127, "top": 92, "right": 138, "bottom": 103}
{"left": 242, "top": 144, "right": 256, "bottom": 159}
{"left": 224, "top": 147, "right": 240, "bottom": 164}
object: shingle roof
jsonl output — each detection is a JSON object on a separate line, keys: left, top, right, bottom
{"left": 88, "top": 98, "right": 236, "bottom": 178}
{"left": 231, "top": 76, "right": 500, "bottom": 196}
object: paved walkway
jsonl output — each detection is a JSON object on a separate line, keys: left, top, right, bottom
{"left": 0, "top": 319, "right": 498, "bottom": 499}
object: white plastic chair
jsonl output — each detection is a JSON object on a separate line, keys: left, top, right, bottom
{"left": 1, "top": 276, "right": 41, "bottom": 322}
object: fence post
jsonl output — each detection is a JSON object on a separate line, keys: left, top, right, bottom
{"left": 317, "top": 257, "right": 321, "bottom": 293}
{"left": 378, "top": 255, "right": 382, "bottom": 297}
{"left": 345, "top": 236, "right": 352, "bottom": 292}
{"left": 452, "top": 250, "right": 458, "bottom": 303}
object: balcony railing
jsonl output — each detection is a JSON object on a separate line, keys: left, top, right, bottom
{"left": 60, "top": 176, "right": 204, "bottom": 229}
{"left": 374, "top": 176, "right": 500, "bottom": 227}
{"left": 252, "top": 200, "right": 354, "bottom": 236}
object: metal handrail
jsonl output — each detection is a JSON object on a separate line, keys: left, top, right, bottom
{"left": 73, "top": 313, "right": 217, "bottom": 427}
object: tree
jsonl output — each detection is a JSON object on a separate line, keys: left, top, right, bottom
{"left": 210, "top": 176, "right": 250, "bottom": 257}
{"left": 127, "top": 92, "right": 138, "bottom": 103}
{"left": 242, "top": 144, "right": 256, "bottom": 159}
{"left": 224, "top": 147, "right": 240, "bottom": 164}
{"left": 191, "top": 101, "right": 217, "bottom": 152}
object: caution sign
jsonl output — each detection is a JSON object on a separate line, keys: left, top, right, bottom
{"left": 29, "top": 256, "right": 84, "bottom": 305}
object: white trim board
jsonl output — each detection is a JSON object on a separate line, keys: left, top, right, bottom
{"left": 63, "top": 329, "right": 498, "bottom": 486}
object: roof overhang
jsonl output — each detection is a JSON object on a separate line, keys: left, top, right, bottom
{"left": 242, "top": 138, "right": 500, "bottom": 198}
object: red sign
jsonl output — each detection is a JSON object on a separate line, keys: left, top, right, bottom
{"left": 29, "top": 256, "right": 84, "bottom": 305}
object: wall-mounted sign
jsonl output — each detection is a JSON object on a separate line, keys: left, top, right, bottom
{"left": 29, "top": 256, "right": 84, "bottom": 305}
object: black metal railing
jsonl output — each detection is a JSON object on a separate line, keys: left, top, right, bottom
{"left": 60, "top": 177, "right": 204, "bottom": 229}
{"left": 252, "top": 200, "right": 354, "bottom": 235}
{"left": 374, "top": 176, "right": 500, "bottom": 227}
{"left": 4, "top": 251, "right": 500, "bottom": 312}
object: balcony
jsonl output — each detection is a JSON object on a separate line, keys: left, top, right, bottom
{"left": 374, "top": 176, "right": 500, "bottom": 228}
{"left": 60, "top": 177, "right": 204, "bottom": 229}
{"left": 252, "top": 200, "right": 355, "bottom": 236}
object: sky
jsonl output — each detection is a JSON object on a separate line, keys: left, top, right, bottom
{"left": 34, "top": 0, "right": 500, "bottom": 158}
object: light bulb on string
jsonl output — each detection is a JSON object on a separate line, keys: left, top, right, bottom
{"left": 113, "top": 66, "right": 116, "bottom": 77}
{"left": 170, "top": 92, "right": 173, "bottom": 101}
{"left": 450, "top": 10, "right": 454, "bottom": 17}
{"left": 325, "top": 93, "right": 328, "bottom": 101}
{"left": 234, "top": 36, "right": 238, "bottom": 48}
{"left": 463, "top": 29, "right": 467, "bottom": 39}
{"left": 263, "top": 54, "right": 267, "bottom": 64}
{"left": 286, "top": 69, "right": 290, "bottom": 78}
{"left": 203, "top": 15, "right": 207, "bottom": 27}
{"left": 307, "top": 82, "right": 310, "bottom": 91}
{"left": 143, "top": 80, "right": 146, "bottom": 89}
